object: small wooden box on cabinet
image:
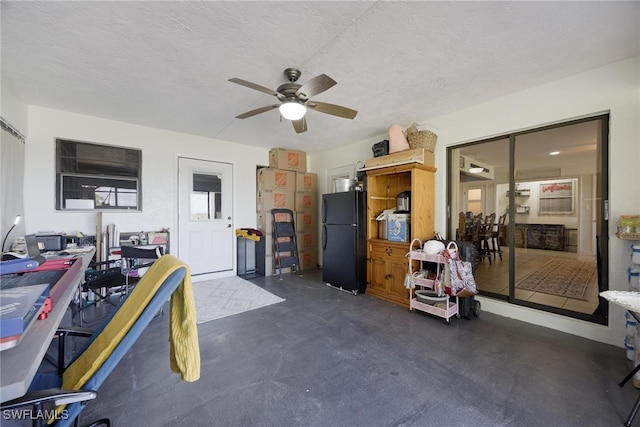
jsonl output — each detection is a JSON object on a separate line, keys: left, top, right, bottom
{"left": 365, "top": 163, "right": 436, "bottom": 307}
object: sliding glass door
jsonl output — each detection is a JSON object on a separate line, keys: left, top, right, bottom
{"left": 447, "top": 115, "right": 609, "bottom": 324}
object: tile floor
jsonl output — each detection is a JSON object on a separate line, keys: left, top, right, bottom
{"left": 474, "top": 247, "right": 600, "bottom": 315}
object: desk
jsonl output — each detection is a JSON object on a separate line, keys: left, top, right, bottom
{"left": 0, "top": 247, "right": 95, "bottom": 403}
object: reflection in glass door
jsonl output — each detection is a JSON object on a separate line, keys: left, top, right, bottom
{"left": 448, "top": 115, "right": 609, "bottom": 324}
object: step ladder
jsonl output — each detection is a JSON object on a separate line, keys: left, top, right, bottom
{"left": 271, "top": 208, "right": 301, "bottom": 278}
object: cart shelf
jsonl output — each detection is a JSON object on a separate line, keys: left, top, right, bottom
{"left": 408, "top": 239, "right": 459, "bottom": 324}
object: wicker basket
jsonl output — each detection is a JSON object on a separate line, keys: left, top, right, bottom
{"left": 405, "top": 123, "right": 437, "bottom": 152}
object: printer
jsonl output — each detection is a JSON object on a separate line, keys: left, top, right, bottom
{"left": 36, "top": 234, "right": 65, "bottom": 251}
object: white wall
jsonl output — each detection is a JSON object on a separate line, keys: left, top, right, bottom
{"left": 308, "top": 134, "right": 384, "bottom": 196}
{"left": 309, "top": 56, "right": 640, "bottom": 347}
{"left": 24, "top": 106, "right": 269, "bottom": 255}
{"left": 495, "top": 179, "right": 581, "bottom": 229}
{"left": 0, "top": 77, "right": 29, "bottom": 135}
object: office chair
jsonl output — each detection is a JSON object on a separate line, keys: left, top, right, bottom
{"left": 1, "top": 254, "right": 200, "bottom": 427}
{"left": 119, "top": 245, "right": 163, "bottom": 293}
{"left": 79, "top": 246, "right": 162, "bottom": 324}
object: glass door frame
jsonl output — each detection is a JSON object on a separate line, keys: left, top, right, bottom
{"left": 446, "top": 114, "right": 609, "bottom": 325}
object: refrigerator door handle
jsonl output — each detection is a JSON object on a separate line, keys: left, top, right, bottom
{"left": 322, "top": 224, "right": 327, "bottom": 250}
{"left": 322, "top": 198, "right": 327, "bottom": 223}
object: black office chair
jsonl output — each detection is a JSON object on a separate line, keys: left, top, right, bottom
{"left": 78, "top": 246, "right": 162, "bottom": 324}
{"left": 119, "top": 245, "right": 163, "bottom": 293}
{"left": 0, "top": 254, "right": 200, "bottom": 427}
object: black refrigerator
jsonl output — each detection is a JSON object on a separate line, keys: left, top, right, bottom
{"left": 322, "top": 190, "right": 367, "bottom": 294}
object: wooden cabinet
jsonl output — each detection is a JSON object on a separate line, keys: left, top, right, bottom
{"left": 365, "top": 163, "right": 436, "bottom": 306}
{"left": 514, "top": 223, "right": 565, "bottom": 251}
{"left": 368, "top": 241, "right": 410, "bottom": 305}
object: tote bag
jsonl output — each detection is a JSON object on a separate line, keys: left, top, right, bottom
{"left": 442, "top": 242, "right": 478, "bottom": 297}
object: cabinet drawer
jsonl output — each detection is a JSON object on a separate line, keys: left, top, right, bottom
{"left": 369, "top": 241, "right": 406, "bottom": 257}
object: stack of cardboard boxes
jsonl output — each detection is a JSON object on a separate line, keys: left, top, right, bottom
{"left": 256, "top": 148, "right": 318, "bottom": 275}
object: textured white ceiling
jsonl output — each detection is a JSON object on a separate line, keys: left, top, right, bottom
{"left": 2, "top": 1, "right": 639, "bottom": 153}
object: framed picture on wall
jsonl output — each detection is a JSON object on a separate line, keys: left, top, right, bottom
{"left": 538, "top": 179, "right": 575, "bottom": 215}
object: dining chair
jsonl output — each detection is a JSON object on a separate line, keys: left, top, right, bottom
{"left": 456, "top": 212, "right": 467, "bottom": 240}
{"left": 478, "top": 212, "right": 495, "bottom": 264}
{"left": 469, "top": 213, "right": 483, "bottom": 263}
{"left": 492, "top": 213, "right": 507, "bottom": 261}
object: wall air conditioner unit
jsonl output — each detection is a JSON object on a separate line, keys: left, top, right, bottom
{"left": 516, "top": 167, "right": 562, "bottom": 180}
{"left": 459, "top": 155, "right": 494, "bottom": 181}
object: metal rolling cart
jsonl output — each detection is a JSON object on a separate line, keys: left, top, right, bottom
{"left": 408, "top": 238, "right": 459, "bottom": 324}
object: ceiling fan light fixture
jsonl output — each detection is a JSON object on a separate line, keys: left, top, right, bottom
{"left": 279, "top": 102, "right": 306, "bottom": 121}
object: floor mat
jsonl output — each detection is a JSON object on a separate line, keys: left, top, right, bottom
{"left": 193, "top": 276, "right": 285, "bottom": 324}
{"left": 515, "top": 259, "right": 596, "bottom": 300}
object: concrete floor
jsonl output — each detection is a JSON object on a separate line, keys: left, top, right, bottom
{"left": 64, "top": 270, "right": 640, "bottom": 426}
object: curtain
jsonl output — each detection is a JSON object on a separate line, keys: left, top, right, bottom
{"left": 1, "top": 122, "right": 25, "bottom": 250}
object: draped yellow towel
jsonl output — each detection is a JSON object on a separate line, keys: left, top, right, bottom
{"left": 235, "top": 228, "right": 260, "bottom": 241}
{"left": 61, "top": 254, "right": 201, "bottom": 393}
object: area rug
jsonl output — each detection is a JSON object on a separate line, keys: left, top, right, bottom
{"left": 516, "top": 259, "right": 596, "bottom": 300}
{"left": 192, "top": 276, "right": 285, "bottom": 324}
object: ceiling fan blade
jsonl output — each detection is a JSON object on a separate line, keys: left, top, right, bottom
{"left": 228, "top": 78, "right": 280, "bottom": 97}
{"left": 295, "top": 74, "right": 337, "bottom": 100}
{"left": 308, "top": 101, "right": 358, "bottom": 119}
{"left": 292, "top": 117, "right": 308, "bottom": 134}
{"left": 235, "top": 104, "right": 279, "bottom": 119}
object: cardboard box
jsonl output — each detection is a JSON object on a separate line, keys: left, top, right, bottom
{"left": 257, "top": 189, "right": 295, "bottom": 212}
{"left": 295, "top": 191, "right": 318, "bottom": 212}
{"left": 269, "top": 148, "right": 307, "bottom": 172}
{"left": 387, "top": 213, "right": 411, "bottom": 242}
{"left": 364, "top": 148, "right": 434, "bottom": 169}
{"left": 257, "top": 210, "right": 295, "bottom": 234}
{"left": 257, "top": 168, "right": 296, "bottom": 191}
{"left": 295, "top": 212, "right": 317, "bottom": 233}
{"left": 298, "top": 249, "right": 318, "bottom": 270}
{"left": 147, "top": 232, "right": 169, "bottom": 245}
{"left": 296, "top": 231, "right": 317, "bottom": 250}
{"left": 262, "top": 233, "right": 295, "bottom": 256}
{"left": 295, "top": 172, "right": 318, "bottom": 192}
{"left": 264, "top": 248, "right": 317, "bottom": 274}
{"left": 264, "top": 254, "right": 292, "bottom": 276}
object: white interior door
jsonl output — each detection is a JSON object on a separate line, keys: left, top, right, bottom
{"left": 178, "top": 157, "right": 233, "bottom": 275}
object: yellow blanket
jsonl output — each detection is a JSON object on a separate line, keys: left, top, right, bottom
{"left": 235, "top": 228, "right": 261, "bottom": 241}
{"left": 62, "top": 254, "right": 201, "bottom": 392}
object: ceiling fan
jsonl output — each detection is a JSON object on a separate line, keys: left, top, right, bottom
{"left": 228, "top": 68, "right": 358, "bottom": 134}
